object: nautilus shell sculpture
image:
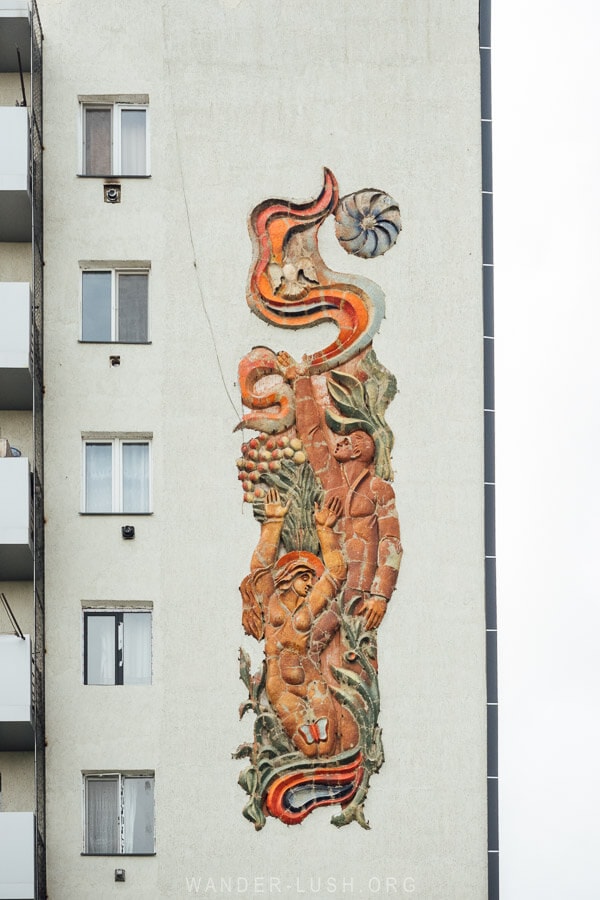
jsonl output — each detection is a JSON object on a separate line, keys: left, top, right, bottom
{"left": 334, "top": 190, "right": 402, "bottom": 259}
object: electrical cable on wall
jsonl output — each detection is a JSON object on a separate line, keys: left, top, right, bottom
{"left": 160, "top": 3, "right": 242, "bottom": 424}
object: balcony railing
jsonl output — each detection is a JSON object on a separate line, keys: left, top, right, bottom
{"left": 0, "top": 812, "right": 35, "bottom": 900}
{"left": 0, "top": 457, "right": 33, "bottom": 580}
{"left": 0, "top": 107, "right": 31, "bottom": 242}
{"left": 0, "top": 634, "right": 33, "bottom": 750}
{"left": 0, "top": 282, "right": 32, "bottom": 410}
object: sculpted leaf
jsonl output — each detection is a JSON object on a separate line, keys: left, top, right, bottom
{"left": 238, "top": 648, "right": 252, "bottom": 691}
{"left": 239, "top": 700, "right": 253, "bottom": 719}
{"left": 238, "top": 765, "right": 258, "bottom": 794}
{"left": 242, "top": 797, "right": 266, "bottom": 830}
{"left": 232, "top": 743, "right": 254, "bottom": 760}
{"left": 327, "top": 378, "right": 365, "bottom": 419}
{"left": 329, "top": 370, "right": 367, "bottom": 407}
{"left": 324, "top": 410, "right": 369, "bottom": 435}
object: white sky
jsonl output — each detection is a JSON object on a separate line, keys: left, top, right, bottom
{"left": 494, "top": 2, "right": 600, "bottom": 897}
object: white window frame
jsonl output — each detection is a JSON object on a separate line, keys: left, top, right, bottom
{"left": 80, "top": 102, "right": 150, "bottom": 176}
{"left": 82, "top": 436, "right": 153, "bottom": 514}
{"left": 83, "top": 771, "right": 155, "bottom": 855}
{"left": 80, "top": 266, "right": 150, "bottom": 343}
{"left": 83, "top": 608, "right": 152, "bottom": 685}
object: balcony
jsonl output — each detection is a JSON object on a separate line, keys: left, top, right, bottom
{"left": 0, "top": 634, "right": 33, "bottom": 750}
{"left": 0, "top": 813, "right": 35, "bottom": 900}
{"left": 0, "top": 2, "right": 31, "bottom": 72}
{"left": 0, "top": 107, "right": 31, "bottom": 242}
{"left": 0, "top": 283, "right": 32, "bottom": 410}
{"left": 0, "top": 457, "right": 33, "bottom": 580}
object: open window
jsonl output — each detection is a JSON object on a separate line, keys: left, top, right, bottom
{"left": 84, "top": 772, "right": 155, "bottom": 854}
{"left": 84, "top": 610, "right": 152, "bottom": 685}
{"left": 81, "top": 99, "right": 149, "bottom": 176}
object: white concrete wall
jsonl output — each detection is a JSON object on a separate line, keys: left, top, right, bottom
{"left": 0, "top": 634, "right": 31, "bottom": 715}
{"left": 0, "top": 580, "right": 34, "bottom": 633}
{"left": 0, "top": 457, "right": 30, "bottom": 545}
{"left": 0, "top": 107, "right": 28, "bottom": 191}
{"left": 0, "top": 244, "right": 32, "bottom": 282}
{"left": 0, "top": 811, "right": 35, "bottom": 900}
{"left": 41, "top": 1, "right": 486, "bottom": 898}
{"left": 0, "top": 410, "right": 33, "bottom": 459}
{"left": 0, "top": 72, "right": 30, "bottom": 106}
{"left": 0, "top": 282, "right": 30, "bottom": 369}
{"left": 0, "top": 751, "right": 34, "bottom": 811}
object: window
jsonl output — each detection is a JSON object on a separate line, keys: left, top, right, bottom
{"left": 83, "top": 437, "right": 151, "bottom": 513}
{"left": 84, "top": 772, "right": 155, "bottom": 854}
{"left": 81, "top": 100, "right": 149, "bottom": 176}
{"left": 84, "top": 611, "right": 151, "bottom": 685}
{"left": 81, "top": 268, "right": 149, "bottom": 342}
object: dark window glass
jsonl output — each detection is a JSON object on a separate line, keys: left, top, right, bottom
{"left": 85, "top": 107, "right": 112, "bottom": 175}
{"left": 82, "top": 271, "right": 112, "bottom": 341}
{"left": 118, "top": 273, "right": 148, "bottom": 341}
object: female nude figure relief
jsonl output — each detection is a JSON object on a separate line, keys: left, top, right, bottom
{"left": 244, "top": 489, "right": 358, "bottom": 758}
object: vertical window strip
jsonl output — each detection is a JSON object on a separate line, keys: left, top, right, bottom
{"left": 85, "top": 442, "right": 113, "bottom": 512}
{"left": 117, "top": 272, "right": 149, "bottom": 342}
{"left": 84, "top": 106, "right": 112, "bottom": 175}
{"left": 84, "top": 613, "right": 117, "bottom": 684}
{"left": 85, "top": 775, "right": 119, "bottom": 853}
{"left": 121, "top": 442, "right": 150, "bottom": 513}
{"left": 120, "top": 108, "right": 147, "bottom": 176}
{"left": 81, "top": 271, "right": 112, "bottom": 341}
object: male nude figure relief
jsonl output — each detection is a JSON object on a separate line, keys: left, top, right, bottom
{"left": 276, "top": 352, "right": 403, "bottom": 629}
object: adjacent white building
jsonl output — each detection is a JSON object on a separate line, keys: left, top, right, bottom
{"left": 0, "top": 1, "right": 497, "bottom": 898}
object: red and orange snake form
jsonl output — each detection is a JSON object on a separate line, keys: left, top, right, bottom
{"left": 236, "top": 169, "right": 385, "bottom": 434}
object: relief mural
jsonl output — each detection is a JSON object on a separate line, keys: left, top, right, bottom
{"left": 234, "top": 169, "right": 403, "bottom": 829}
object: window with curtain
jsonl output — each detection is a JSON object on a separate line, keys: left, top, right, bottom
{"left": 84, "top": 773, "right": 155, "bottom": 854}
{"left": 84, "top": 611, "right": 152, "bottom": 685}
{"left": 83, "top": 438, "right": 151, "bottom": 513}
{"left": 82, "top": 103, "right": 149, "bottom": 175}
{"left": 81, "top": 268, "right": 149, "bottom": 342}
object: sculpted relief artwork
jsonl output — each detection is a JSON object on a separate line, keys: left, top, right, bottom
{"left": 234, "top": 169, "right": 403, "bottom": 829}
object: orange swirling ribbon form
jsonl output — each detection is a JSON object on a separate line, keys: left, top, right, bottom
{"left": 236, "top": 169, "right": 385, "bottom": 433}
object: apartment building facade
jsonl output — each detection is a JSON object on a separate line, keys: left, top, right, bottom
{"left": 0, "top": 2, "right": 496, "bottom": 898}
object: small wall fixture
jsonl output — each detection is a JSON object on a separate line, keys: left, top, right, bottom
{"left": 104, "top": 182, "right": 121, "bottom": 203}
{"left": 114, "top": 868, "right": 126, "bottom": 882}
{"left": 110, "top": 355, "right": 121, "bottom": 367}
{"left": 121, "top": 525, "right": 135, "bottom": 540}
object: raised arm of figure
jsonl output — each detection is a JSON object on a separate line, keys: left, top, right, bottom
{"left": 309, "top": 497, "right": 346, "bottom": 619}
{"left": 276, "top": 354, "right": 343, "bottom": 494}
{"left": 250, "top": 488, "right": 290, "bottom": 596}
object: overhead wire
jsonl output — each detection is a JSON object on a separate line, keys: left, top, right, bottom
{"left": 160, "top": 2, "right": 242, "bottom": 424}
